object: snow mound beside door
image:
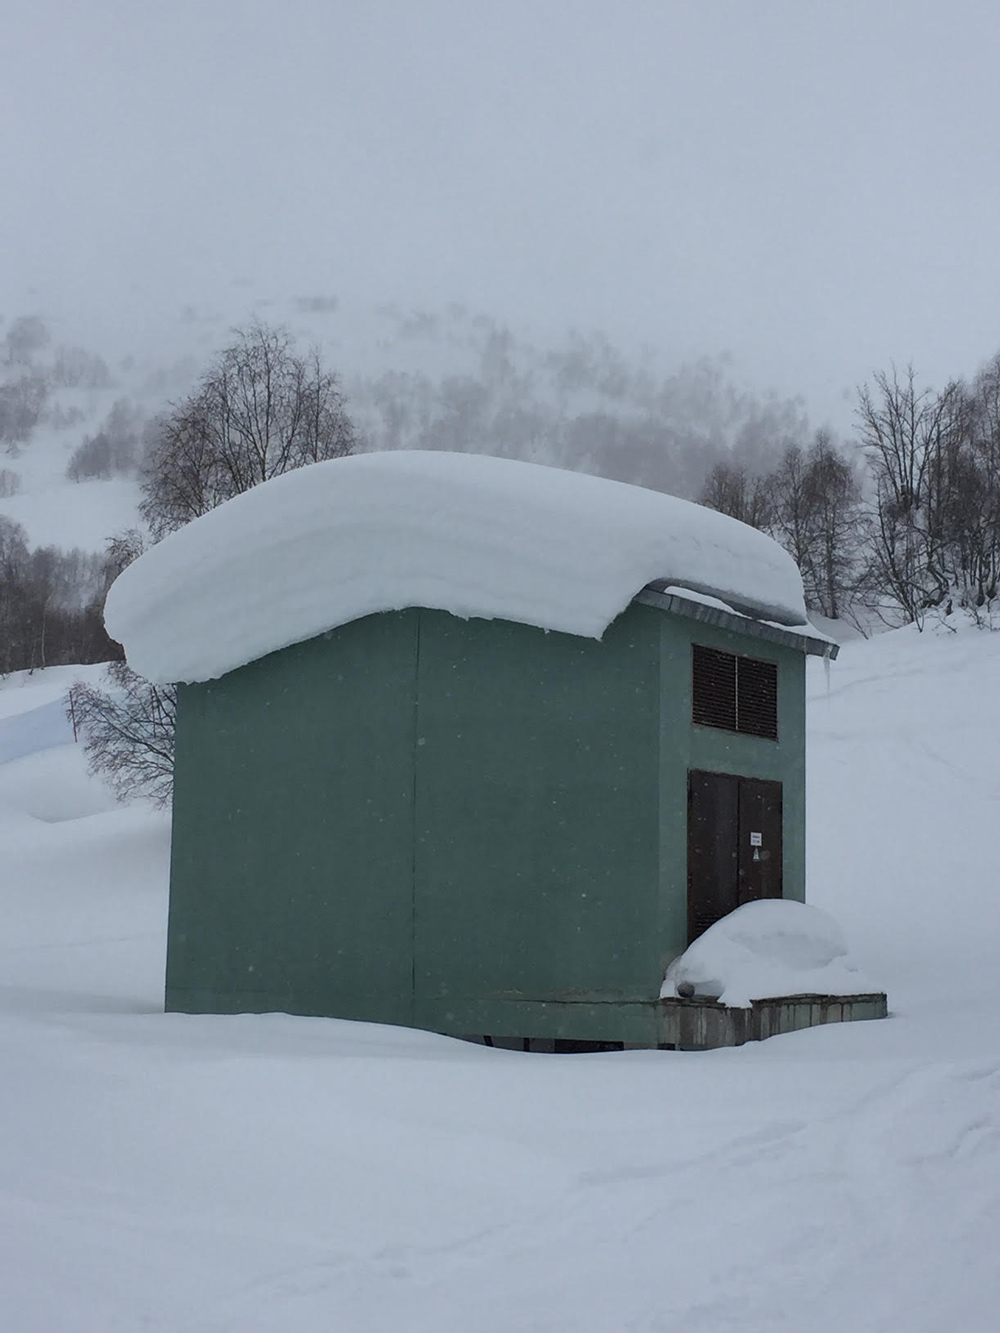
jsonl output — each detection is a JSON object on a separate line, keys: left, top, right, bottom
{"left": 661, "top": 899, "right": 875, "bottom": 1007}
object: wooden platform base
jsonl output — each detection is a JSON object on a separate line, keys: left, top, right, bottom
{"left": 658, "top": 992, "right": 888, "bottom": 1050}
{"left": 466, "top": 992, "right": 888, "bottom": 1053}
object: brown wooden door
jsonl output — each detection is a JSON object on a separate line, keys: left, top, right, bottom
{"left": 737, "top": 777, "right": 783, "bottom": 906}
{"left": 687, "top": 770, "right": 783, "bottom": 943}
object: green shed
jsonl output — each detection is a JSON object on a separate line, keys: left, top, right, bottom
{"left": 105, "top": 450, "right": 837, "bottom": 1048}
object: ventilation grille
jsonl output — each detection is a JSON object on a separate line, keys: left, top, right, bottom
{"left": 692, "top": 644, "right": 778, "bottom": 740}
{"left": 692, "top": 645, "right": 737, "bottom": 731}
{"left": 736, "top": 654, "right": 779, "bottom": 739}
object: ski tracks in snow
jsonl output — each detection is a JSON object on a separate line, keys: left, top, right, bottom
{"left": 192, "top": 1058, "right": 1000, "bottom": 1333}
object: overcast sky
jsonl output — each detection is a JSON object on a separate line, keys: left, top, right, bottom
{"left": 3, "top": 0, "right": 999, "bottom": 430}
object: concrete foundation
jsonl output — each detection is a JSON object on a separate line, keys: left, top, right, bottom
{"left": 466, "top": 992, "right": 889, "bottom": 1052}
{"left": 657, "top": 991, "right": 888, "bottom": 1050}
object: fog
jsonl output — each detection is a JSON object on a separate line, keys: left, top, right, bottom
{"left": 4, "top": 0, "right": 1000, "bottom": 432}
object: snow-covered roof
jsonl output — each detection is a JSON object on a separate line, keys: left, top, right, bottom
{"left": 637, "top": 585, "right": 838, "bottom": 660}
{"left": 104, "top": 450, "right": 809, "bottom": 685}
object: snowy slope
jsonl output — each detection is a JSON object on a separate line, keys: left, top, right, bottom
{"left": 1, "top": 298, "right": 812, "bottom": 558}
{"left": 0, "top": 372, "right": 145, "bottom": 551}
{"left": 1, "top": 629, "right": 999, "bottom": 1331}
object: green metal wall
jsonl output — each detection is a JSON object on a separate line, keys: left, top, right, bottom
{"left": 167, "top": 611, "right": 420, "bottom": 1023}
{"left": 165, "top": 601, "right": 806, "bottom": 1042}
{"left": 411, "top": 606, "right": 661, "bottom": 1039}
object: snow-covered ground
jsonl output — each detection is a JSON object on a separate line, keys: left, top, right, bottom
{"left": 2, "top": 624, "right": 999, "bottom": 1331}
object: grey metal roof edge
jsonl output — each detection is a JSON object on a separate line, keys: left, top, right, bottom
{"left": 633, "top": 586, "right": 840, "bottom": 659}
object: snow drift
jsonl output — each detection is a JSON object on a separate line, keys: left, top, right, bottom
{"left": 104, "top": 451, "right": 808, "bottom": 684}
{"left": 661, "top": 899, "right": 874, "bottom": 1007}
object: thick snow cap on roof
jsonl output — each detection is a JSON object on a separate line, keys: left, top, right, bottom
{"left": 105, "top": 450, "right": 808, "bottom": 685}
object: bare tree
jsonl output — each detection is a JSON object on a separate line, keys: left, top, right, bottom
{"left": 65, "top": 528, "right": 178, "bottom": 805}
{"left": 76, "top": 322, "right": 357, "bottom": 806}
{"left": 699, "top": 432, "right": 862, "bottom": 620}
{"left": 66, "top": 399, "right": 145, "bottom": 481}
{"left": 855, "top": 366, "right": 959, "bottom": 624}
{"left": 805, "top": 435, "right": 862, "bottom": 619}
{"left": 930, "top": 354, "right": 1000, "bottom": 616}
{"left": 3, "top": 315, "right": 50, "bottom": 366}
{"left": 853, "top": 356, "right": 1000, "bottom": 626}
{"left": 699, "top": 461, "right": 772, "bottom": 529}
{"left": 140, "top": 321, "right": 356, "bottom": 537}
{"left": 768, "top": 433, "right": 862, "bottom": 619}
{"left": 67, "top": 661, "right": 176, "bottom": 806}
{"left": 0, "top": 516, "right": 121, "bottom": 673}
{"left": 104, "top": 528, "right": 145, "bottom": 580}
{"left": 0, "top": 374, "right": 49, "bottom": 451}
{"left": 767, "top": 445, "right": 813, "bottom": 573}
{"left": 51, "top": 345, "right": 111, "bottom": 389}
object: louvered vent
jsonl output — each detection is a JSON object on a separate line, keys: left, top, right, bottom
{"left": 692, "top": 645, "right": 737, "bottom": 731}
{"left": 692, "top": 644, "right": 778, "bottom": 740}
{"left": 736, "top": 655, "right": 778, "bottom": 739}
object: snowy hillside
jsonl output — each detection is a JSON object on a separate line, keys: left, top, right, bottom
{"left": 1, "top": 625, "right": 998, "bottom": 1331}
{"left": 0, "top": 300, "right": 811, "bottom": 561}
{"left": 0, "top": 381, "right": 142, "bottom": 552}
